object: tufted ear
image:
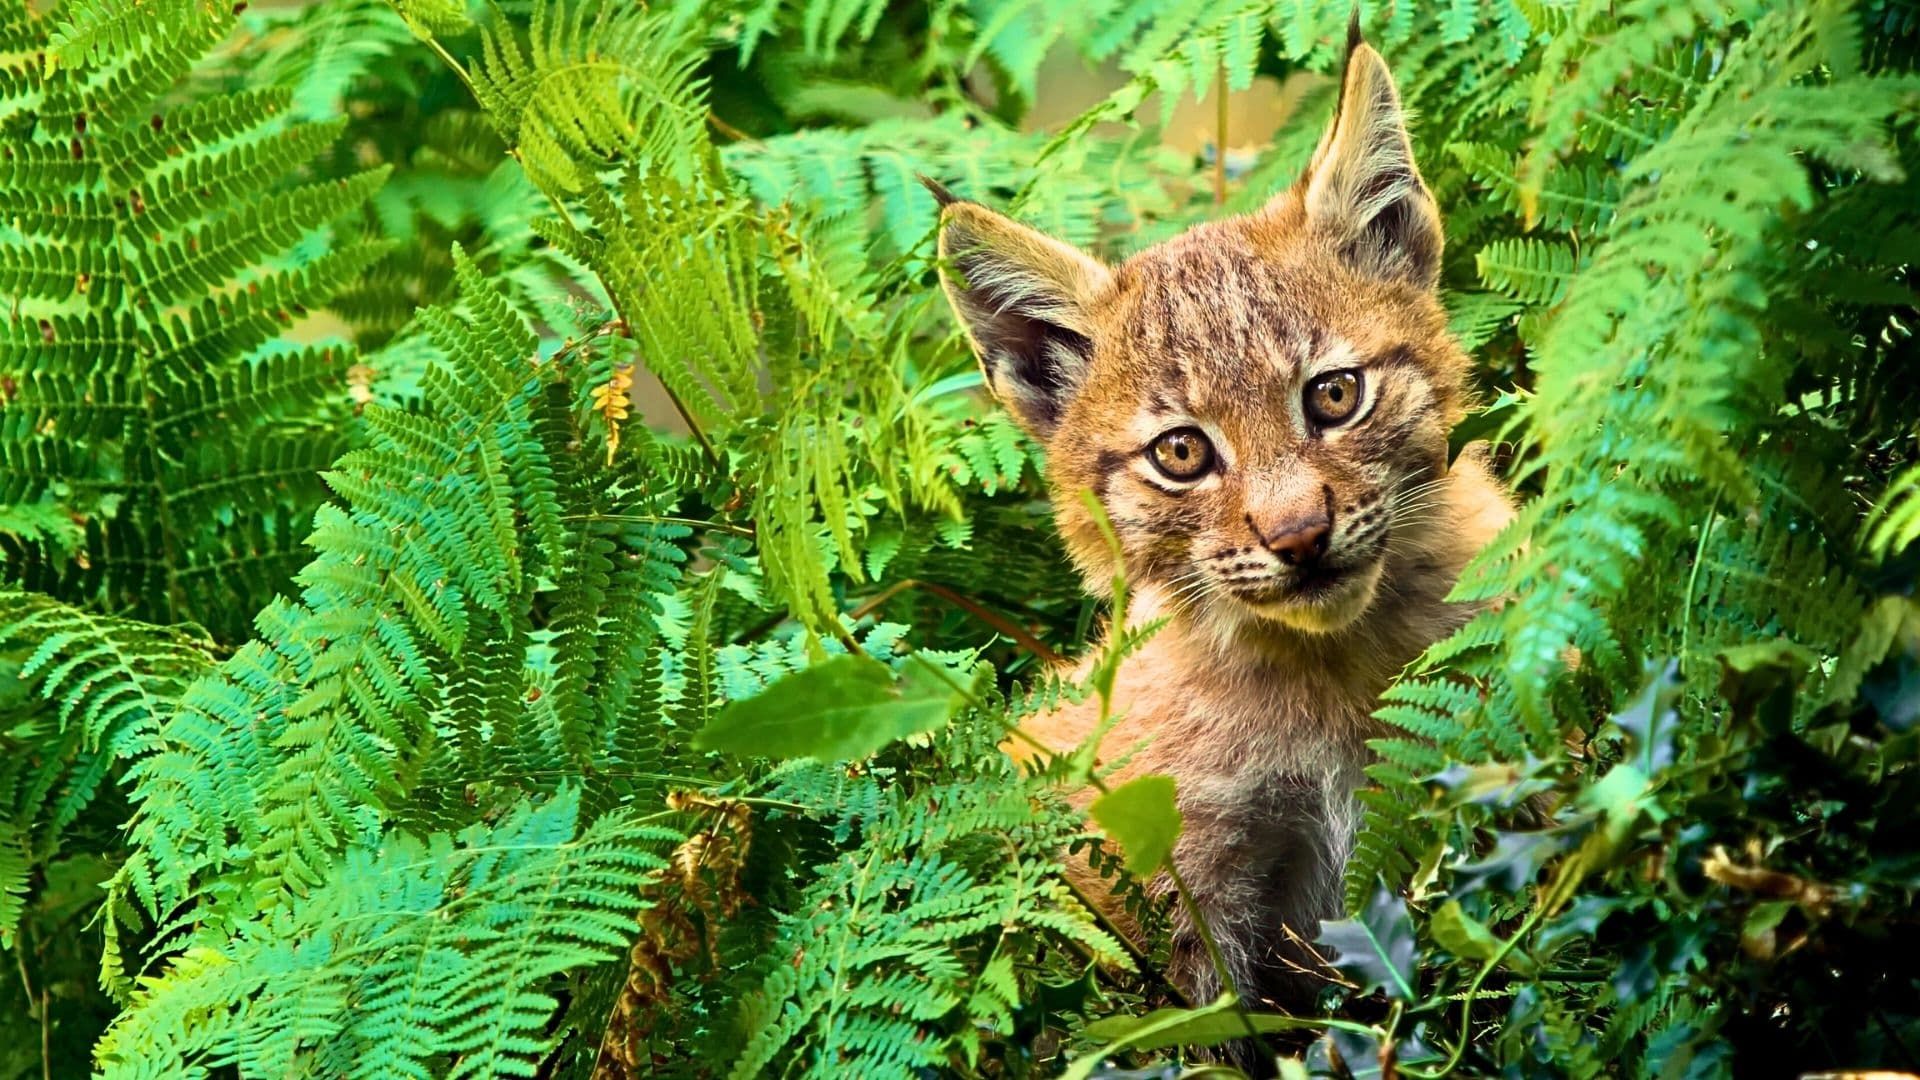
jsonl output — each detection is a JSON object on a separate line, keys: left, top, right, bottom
{"left": 927, "top": 180, "right": 1112, "bottom": 437}
{"left": 1297, "top": 21, "right": 1443, "bottom": 289}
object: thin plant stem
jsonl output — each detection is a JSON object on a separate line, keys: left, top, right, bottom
{"left": 564, "top": 513, "right": 755, "bottom": 539}
{"left": 1404, "top": 904, "right": 1547, "bottom": 1079}
{"left": 14, "top": 938, "right": 46, "bottom": 1080}
{"left": 1214, "top": 61, "right": 1229, "bottom": 206}
{"left": 1676, "top": 490, "right": 1721, "bottom": 676}
{"left": 706, "top": 110, "right": 758, "bottom": 145}
{"left": 622, "top": 325, "right": 722, "bottom": 468}
{"left": 1050, "top": 491, "right": 1280, "bottom": 1061}
{"left": 848, "top": 578, "right": 1063, "bottom": 665}
{"left": 415, "top": 31, "right": 479, "bottom": 103}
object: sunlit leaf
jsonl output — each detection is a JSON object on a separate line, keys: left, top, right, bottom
{"left": 695, "top": 654, "right": 967, "bottom": 761}
{"left": 1089, "top": 774, "right": 1182, "bottom": 875}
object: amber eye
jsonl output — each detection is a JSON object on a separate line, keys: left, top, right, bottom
{"left": 1304, "top": 369, "right": 1365, "bottom": 427}
{"left": 1148, "top": 428, "right": 1214, "bottom": 481}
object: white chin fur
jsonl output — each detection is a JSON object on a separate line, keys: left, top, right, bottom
{"left": 1248, "top": 561, "right": 1384, "bottom": 635}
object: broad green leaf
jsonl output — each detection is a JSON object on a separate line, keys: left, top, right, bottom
{"left": 1090, "top": 774, "right": 1181, "bottom": 875}
{"left": 1078, "top": 994, "right": 1326, "bottom": 1053}
{"left": 694, "top": 654, "right": 966, "bottom": 761}
{"left": 1060, "top": 994, "right": 1235, "bottom": 1080}
{"left": 1741, "top": 900, "right": 1794, "bottom": 959}
{"left": 1429, "top": 758, "right": 1553, "bottom": 808}
{"left": 1610, "top": 661, "right": 1683, "bottom": 771}
{"left": 1431, "top": 900, "right": 1537, "bottom": 974}
{"left": 1430, "top": 899, "right": 1502, "bottom": 961}
{"left": 1579, "top": 762, "right": 1658, "bottom": 829}
{"left": 1453, "top": 829, "right": 1567, "bottom": 897}
{"left": 1316, "top": 887, "right": 1417, "bottom": 1000}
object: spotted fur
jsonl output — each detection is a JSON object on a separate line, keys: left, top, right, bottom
{"left": 934, "top": 26, "right": 1514, "bottom": 1037}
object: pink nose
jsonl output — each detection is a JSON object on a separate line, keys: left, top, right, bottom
{"left": 1253, "top": 515, "right": 1330, "bottom": 566}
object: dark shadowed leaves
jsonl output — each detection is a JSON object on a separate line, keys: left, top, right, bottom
{"left": 1535, "top": 895, "right": 1627, "bottom": 955}
{"left": 1316, "top": 887, "right": 1417, "bottom": 1000}
{"left": 1321, "top": 1023, "right": 1443, "bottom": 1079}
{"left": 1716, "top": 641, "right": 1815, "bottom": 735}
{"left": 1862, "top": 650, "right": 1920, "bottom": 732}
{"left": 1611, "top": 661, "right": 1684, "bottom": 772}
{"left": 1452, "top": 829, "right": 1568, "bottom": 897}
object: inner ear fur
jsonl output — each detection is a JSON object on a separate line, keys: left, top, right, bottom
{"left": 930, "top": 191, "right": 1112, "bottom": 437}
{"left": 1295, "top": 31, "right": 1443, "bottom": 288}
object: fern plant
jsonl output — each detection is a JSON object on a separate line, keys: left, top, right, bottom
{"left": 0, "top": 0, "right": 388, "bottom": 640}
{"left": 0, "top": 590, "right": 211, "bottom": 946}
{"left": 97, "top": 788, "right": 680, "bottom": 1079}
{"left": 708, "top": 703, "right": 1126, "bottom": 1076}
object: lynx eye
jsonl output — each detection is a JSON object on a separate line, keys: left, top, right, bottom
{"left": 1148, "top": 428, "right": 1214, "bottom": 481}
{"left": 1304, "top": 369, "right": 1364, "bottom": 427}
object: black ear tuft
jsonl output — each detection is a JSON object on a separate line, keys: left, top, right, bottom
{"left": 1298, "top": 36, "right": 1444, "bottom": 289}
{"left": 918, "top": 174, "right": 962, "bottom": 208}
{"left": 1346, "top": 4, "right": 1364, "bottom": 56}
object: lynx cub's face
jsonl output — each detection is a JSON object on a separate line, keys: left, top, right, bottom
{"left": 935, "top": 31, "right": 1463, "bottom": 638}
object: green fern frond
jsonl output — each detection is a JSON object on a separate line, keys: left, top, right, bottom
{"left": 0, "top": 3, "right": 388, "bottom": 639}
{"left": 1485, "top": 1, "right": 1918, "bottom": 722}
{"left": 224, "top": 0, "right": 416, "bottom": 121}
{"left": 1474, "top": 237, "right": 1578, "bottom": 305}
{"left": 114, "top": 249, "right": 564, "bottom": 912}
{"left": 462, "top": 0, "right": 708, "bottom": 195}
{"left": 46, "top": 0, "right": 227, "bottom": 67}
{"left": 0, "top": 590, "right": 212, "bottom": 946}
{"left": 725, "top": 716, "right": 1124, "bottom": 1075}
{"left": 1449, "top": 141, "right": 1618, "bottom": 233}
{"left": 96, "top": 788, "right": 678, "bottom": 1079}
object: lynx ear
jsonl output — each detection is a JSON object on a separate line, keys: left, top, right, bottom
{"left": 1299, "top": 25, "right": 1443, "bottom": 288}
{"left": 928, "top": 182, "right": 1112, "bottom": 437}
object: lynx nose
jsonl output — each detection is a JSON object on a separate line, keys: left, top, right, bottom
{"left": 1251, "top": 513, "right": 1330, "bottom": 566}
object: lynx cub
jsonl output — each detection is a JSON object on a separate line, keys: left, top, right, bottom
{"left": 930, "top": 24, "right": 1513, "bottom": 1015}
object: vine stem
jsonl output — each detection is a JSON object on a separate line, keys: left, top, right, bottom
{"left": 1676, "top": 489, "right": 1721, "bottom": 676}
{"left": 1049, "top": 491, "right": 1279, "bottom": 1061}
{"left": 1214, "top": 60, "right": 1229, "bottom": 205}
{"left": 563, "top": 513, "right": 755, "bottom": 539}
{"left": 1403, "top": 904, "right": 1547, "bottom": 1079}
{"left": 1078, "top": 759, "right": 1277, "bottom": 1060}
{"left": 847, "top": 578, "right": 1063, "bottom": 664}
{"left": 1006, "top": 721, "right": 1288, "bottom": 1063}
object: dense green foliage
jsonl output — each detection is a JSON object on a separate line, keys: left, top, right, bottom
{"left": 0, "top": 0, "right": 1914, "bottom": 1076}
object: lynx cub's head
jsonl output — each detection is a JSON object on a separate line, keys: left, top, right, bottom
{"left": 934, "top": 27, "right": 1465, "bottom": 639}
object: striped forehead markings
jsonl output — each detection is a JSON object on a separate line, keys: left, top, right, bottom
{"left": 1120, "top": 259, "right": 1313, "bottom": 387}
